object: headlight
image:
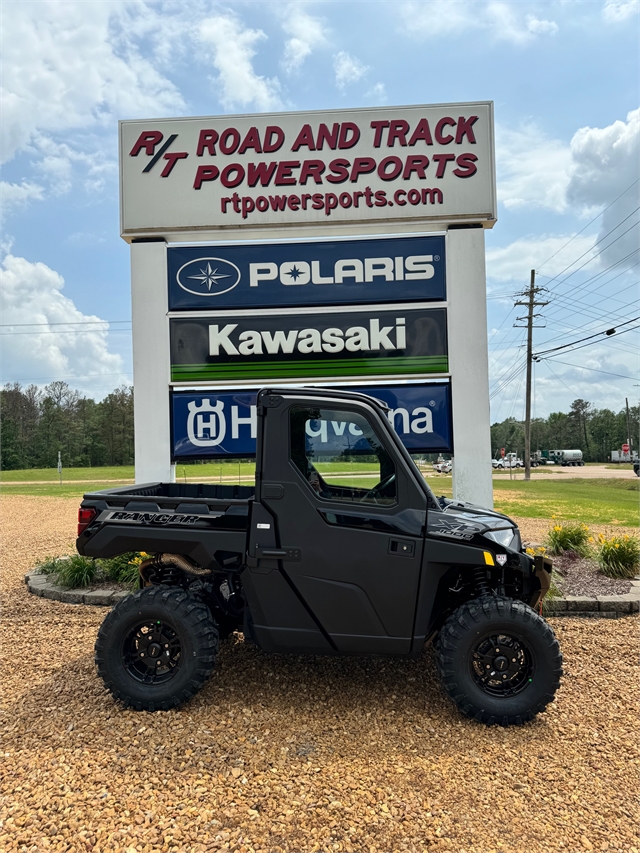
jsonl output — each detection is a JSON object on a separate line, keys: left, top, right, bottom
{"left": 484, "top": 528, "right": 517, "bottom": 549}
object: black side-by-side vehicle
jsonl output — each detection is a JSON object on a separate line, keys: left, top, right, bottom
{"left": 77, "top": 387, "right": 562, "bottom": 725}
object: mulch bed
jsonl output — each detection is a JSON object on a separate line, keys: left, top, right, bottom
{"left": 552, "top": 552, "right": 633, "bottom": 597}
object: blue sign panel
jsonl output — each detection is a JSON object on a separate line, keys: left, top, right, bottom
{"left": 168, "top": 234, "right": 445, "bottom": 311}
{"left": 171, "top": 383, "right": 452, "bottom": 459}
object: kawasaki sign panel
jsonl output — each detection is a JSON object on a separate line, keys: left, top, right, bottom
{"left": 171, "top": 383, "right": 452, "bottom": 458}
{"left": 170, "top": 307, "right": 447, "bottom": 383}
{"left": 119, "top": 102, "right": 496, "bottom": 235}
{"left": 168, "top": 234, "right": 445, "bottom": 310}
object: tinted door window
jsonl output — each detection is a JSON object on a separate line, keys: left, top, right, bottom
{"left": 290, "top": 407, "right": 396, "bottom": 505}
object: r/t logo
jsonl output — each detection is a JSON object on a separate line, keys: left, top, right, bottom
{"left": 186, "top": 399, "right": 226, "bottom": 447}
{"left": 129, "top": 131, "right": 188, "bottom": 177}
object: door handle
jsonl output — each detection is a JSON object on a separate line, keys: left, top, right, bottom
{"left": 257, "top": 547, "right": 302, "bottom": 561}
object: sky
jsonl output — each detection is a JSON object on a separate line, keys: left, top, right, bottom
{"left": 1, "top": 0, "right": 639, "bottom": 422}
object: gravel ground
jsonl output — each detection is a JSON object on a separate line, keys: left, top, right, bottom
{"left": 1, "top": 496, "right": 639, "bottom": 853}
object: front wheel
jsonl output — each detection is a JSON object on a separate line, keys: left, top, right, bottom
{"left": 95, "top": 586, "right": 219, "bottom": 711}
{"left": 435, "top": 597, "right": 562, "bottom": 726}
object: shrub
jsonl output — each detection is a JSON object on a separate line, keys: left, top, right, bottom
{"left": 546, "top": 522, "right": 591, "bottom": 556}
{"left": 36, "top": 556, "right": 63, "bottom": 575}
{"left": 40, "top": 554, "right": 97, "bottom": 588}
{"left": 99, "top": 551, "right": 146, "bottom": 588}
{"left": 595, "top": 533, "right": 640, "bottom": 580}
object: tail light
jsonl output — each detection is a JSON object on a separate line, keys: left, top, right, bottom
{"left": 77, "top": 507, "right": 97, "bottom": 537}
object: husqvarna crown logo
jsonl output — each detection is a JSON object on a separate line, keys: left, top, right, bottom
{"left": 176, "top": 257, "right": 241, "bottom": 297}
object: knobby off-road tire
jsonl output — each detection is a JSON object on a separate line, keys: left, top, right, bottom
{"left": 95, "top": 586, "right": 219, "bottom": 711}
{"left": 435, "top": 596, "right": 563, "bottom": 726}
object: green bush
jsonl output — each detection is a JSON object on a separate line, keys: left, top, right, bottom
{"left": 36, "top": 556, "right": 63, "bottom": 575}
{"left": 546, "top": 522, "right": 591, "bottom": 556}
{"left": 595, "top": 533, "right": 640, "bottom": 579}
{"left": 99, "top": 552, "right": 144, "bottom": 588}
{"left": 36, "top": 554, "right": 97, "bottom": 588}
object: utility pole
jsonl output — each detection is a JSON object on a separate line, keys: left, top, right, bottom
{"left": 625, "top": 397, "right": 633, "bottom": 455}
{"left": 514, "top": 270, "right": 549, "bottom": 482}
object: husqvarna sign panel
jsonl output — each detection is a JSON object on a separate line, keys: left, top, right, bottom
{"left": 120, "top": 103, "right": 496, "bottom": 235}
{"left": 168, "top": 234, "right": 445, "bottom": 310}
{"left": 171, "top": 383, "right": 452, "bottom": 458}
{"left": 169, "top": 307, "right": 447, "bottom": 383}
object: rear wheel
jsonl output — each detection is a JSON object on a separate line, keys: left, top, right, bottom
{"left": 95, "top": 586, "right": 219, "bottom": 711}
{"left": 435, "top": 596, "right": 562, "bottom": 726}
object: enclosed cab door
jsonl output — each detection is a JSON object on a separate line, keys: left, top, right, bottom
{"left": 254, "top": 391, "right": 428, "bottom": 655}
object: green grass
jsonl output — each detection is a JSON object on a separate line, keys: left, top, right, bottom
{"left": 2, "top": 465, "right": 637, "bottom": 528}
{"left": 492, "top": 478, "right": 639, "bottom": 526}
{"left": 0, "top": 465, "right": 135, "bottom": 482}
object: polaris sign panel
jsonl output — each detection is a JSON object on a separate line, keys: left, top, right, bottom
{"left": 171, "top": 383, "right": 452, "bottom": 458}
{"left": 170, "top": 307, "right": 448, "bottom": 383}
{"left": 168, "top": 234, "right": 445, "bottom": 310}
{"left": 119, "top": 102, "right": 496, "bottom": 234}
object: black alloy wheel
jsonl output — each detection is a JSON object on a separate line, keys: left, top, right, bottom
{"left": 95, "top": 586, "right": 219, "bottom": 711}
{"left": 122, "top": 619, "right": 183, "bottom": 685}
{"left": 470, "top": 632, "right": 534, "bottom": 697}
{"left": 435, "top": 596, "right": 562, "bottom": 726}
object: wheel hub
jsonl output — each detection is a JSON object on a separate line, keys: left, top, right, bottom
{"left": 471, "top": 633, "right": 534, "bottom": 697}
{"left": 122, "top": 620, "right": 182, "bottom": 684}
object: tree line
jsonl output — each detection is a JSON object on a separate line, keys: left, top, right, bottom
{"left": 1, "top": 383, "right": 636, "bottom": 469}
{"left": 1, "top": 382, "right": 134, "bottom": 470}
{"left": 491, "top": 398, "right": 639, "bottom": 462}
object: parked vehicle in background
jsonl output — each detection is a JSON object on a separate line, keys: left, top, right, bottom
{"left": 556, "top": 449, "right": 584, "bottom": 467}
{"left": 433, "top": 459, "right": 452, "bottom": 473}
{"left": 494, "top": 453, "right": 523, "bottom": 469}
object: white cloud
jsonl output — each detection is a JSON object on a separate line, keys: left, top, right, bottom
{"left": 602, "top": 1, "right": 639, "bottom": 22}
{"left": 567, "top": 109, "right": 640, "bottom": 268}
{"left": 282, "top": 6, "right": 327, "bottom": 72}
{"left": 526, "top": 15, "right": 559, "bottom": 35}
{"left": 366, "top": 83, "right": 388, "bottom": 103}
{"left": 1, "top": 181, "right": 44, "bottom": 222}
{"left": 400, "top": 1, "right": 559, "bottom": 42}
{"left": 0, "top": 255, "right": 127, "bottom": 389}
{"left": 486, "top": 234, "right": 597, "bottom": 282}
{"left": 333, "top": 51, "right": 369, "bottom": 89}
{"left": 0, "top": 1, "right": 185, "bottom": 164}
{"left": 197, "top": 15, "right": 282, "bottom": 111}
{"left": 496, "top": 124, "right": 572, "bottom": 212}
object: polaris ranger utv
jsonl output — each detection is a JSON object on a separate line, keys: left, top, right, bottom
{"left": 77, "top": 387, "right": 561, "bottom": 725}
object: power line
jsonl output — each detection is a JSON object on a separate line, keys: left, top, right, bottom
{"left": 534, "top": 317, "right": 640, "bottom": 358}
{"left": 0, "top": 320, "right": 131, "bottom": 327}
{"left": 541, "top": 359, "right": 637, "bottom": 381}
{"left": 535, "top": 178, "right": 640, "bottom": 273}
{"left": 539, "top": 206, "right": 640, "bottom": 289}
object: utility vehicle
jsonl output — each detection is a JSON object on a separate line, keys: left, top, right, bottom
{"left": 77, "top": 387, "right": 561, "bottom": 725}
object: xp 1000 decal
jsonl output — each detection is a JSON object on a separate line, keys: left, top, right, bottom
{"left": 167, "top": 234, "right": 445, "bottom": 310}
{"left": 171, "top": 383, "right": 452, "bottom": 458}
{"left": 169, "top": 307, "right": 447, "bottom": 382}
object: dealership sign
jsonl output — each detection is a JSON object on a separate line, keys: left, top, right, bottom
{"left": 120, "top": 103, "right": 496, "bottom": 234}
{"left": 171, "top": 383, "right": 452, "bottom": 458}
{"left": 170, "top": 307, "right": 448, "bottom": 383}
{"left": 168, "top": 234, "right": 445, "bottom": 310}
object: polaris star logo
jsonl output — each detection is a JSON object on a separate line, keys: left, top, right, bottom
{"left": 176, "top": 257, "right": 241, "bottom": 297}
